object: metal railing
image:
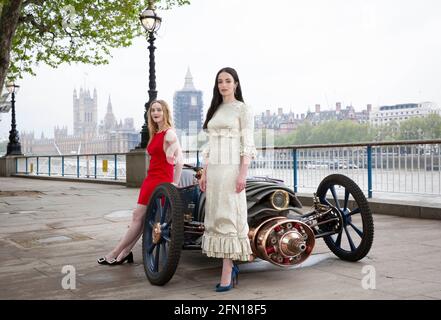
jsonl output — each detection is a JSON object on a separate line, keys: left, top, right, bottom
{"left": 15, "top": 153, "right": 126, "bottom": 181}
{"left": 12, "top": 140, "right": 441, "bottom": 198}
{"left": 245, "top": 140, "right": 441, "bottom": 198}
{"left": 184, "top": 139, "right": 441, "bottom": 198}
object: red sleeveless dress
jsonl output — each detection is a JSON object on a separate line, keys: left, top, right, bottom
{"left": 137, "top": 129, "right": 174, "bottom": 205}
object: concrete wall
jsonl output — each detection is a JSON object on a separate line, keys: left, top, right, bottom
{"left": 125, "top": 149, "right": 149, "bottom": 188}
{"left": 296, "top": 194, "right": 441, "bottom": 220}
{"left": 0, "top": 156, "right": 17, "bottom": 177}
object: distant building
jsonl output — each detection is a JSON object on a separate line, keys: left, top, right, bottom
{"left": 173, "top": 68, "right": 203, "bottom": 135}
{"left": 100, "top": 95, "right": 117, "bottom": 134}
{"left": 21, "top": 88, "right": 140, "bottom": 155}
{"left": 255, "top": 102, "right": 372, "bottom": 134}
{"left": 73, "top": 88, "right": 98, "bottom": 137}
{"left": 369, "top": 102, "right": 440, "bottom": 126}
{"left": 255, "top": 108, "right": 304, "bottom": 133}
{"left": 305, "top": 103, "right": 372, "bottom": 125}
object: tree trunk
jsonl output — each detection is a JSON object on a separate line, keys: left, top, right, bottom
{"left": 0, "top": 0, "right": 23, "bottom": 93}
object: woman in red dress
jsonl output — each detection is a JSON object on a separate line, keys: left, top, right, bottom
{"left": 97, "top": 100, "right": 183, "bottom": 265}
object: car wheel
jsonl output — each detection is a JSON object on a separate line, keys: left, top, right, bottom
{"left": 316, "top": 174, "right": 374, "bottom": 261}
{"left": 142, "top": 183, "right": 184, "bottom": 285}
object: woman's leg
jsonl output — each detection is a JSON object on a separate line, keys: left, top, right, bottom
{"left": 105, "top": 204, "right": 147, "bottom": 260}
{"left": 220, "top": 258, "right": 234, "bottom": 286}
{"left": 116, "top": 219, "right": 145, "bottom": 261}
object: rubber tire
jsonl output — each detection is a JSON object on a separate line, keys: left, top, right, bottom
{"left": 142, "top": 183, "right": 184, "bottom": 285}
{"left": 316, "top": 174, "right": 374, "bottom": 261}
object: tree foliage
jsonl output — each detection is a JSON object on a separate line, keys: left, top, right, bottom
{"left": 0, "top": 0, "right": 190, "bottom": 90}
{"left": 398, "top": 114, "right": 441, "bottom": 140}
{"left": 275, "top": 114, "right": 441, "bottom": 146}
{"left": 275, "top": 120, "right": 376, "bottom": 146}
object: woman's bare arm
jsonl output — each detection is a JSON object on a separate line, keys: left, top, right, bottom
{"left": 164, "top": 129, "right": 184, "bottom": 185}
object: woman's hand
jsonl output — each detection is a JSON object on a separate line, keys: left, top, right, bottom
{"left": 236, "top": 174, "right": 246, "bottom": 193}
{"left": 199, "top": 172, "right": 207, "bottom": 192}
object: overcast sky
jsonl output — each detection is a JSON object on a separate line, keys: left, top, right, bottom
{"left": 1, "top": 0, "right": 441, "bottom": 139}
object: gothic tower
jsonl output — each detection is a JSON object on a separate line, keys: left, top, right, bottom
{"left": 73, "top": 87, "right": 98, "bottom": 137}
{"left": 173, "top": 67, "right": 203, "bottom": 134}
{"left": 103, "top": 95, "right": 117, "bottom": 132}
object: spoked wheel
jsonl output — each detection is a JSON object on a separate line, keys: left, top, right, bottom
{"left": 142, "top": 183, "right": 184, "bottom": 285}
{"left": 316, "top": 174, "right": 374, "bottom": 261}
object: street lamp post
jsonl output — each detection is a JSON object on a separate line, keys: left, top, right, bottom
{"left": 137, "top": 2, "right": 162, "bottom": 149}
{"left": 6, "top": 82, "right": 22, "bottom": 155}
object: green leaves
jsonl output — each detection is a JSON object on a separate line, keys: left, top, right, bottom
{"left": 398, "top": 114, "right": 441, "bottom": 140}
{"left": 276, "top": 120, "right": 375, "bottom": 146}
{"left": 275, "top": 114, "right": 441, "bottom": 146}
{"left": 6, "top": 0, "right": 190, "bottom": 82}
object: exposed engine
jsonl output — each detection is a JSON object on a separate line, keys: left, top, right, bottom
{"left": 249, "top": 217, "right": 315, "bottom": 266}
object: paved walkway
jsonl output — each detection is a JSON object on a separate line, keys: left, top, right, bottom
{"left": 1, "top": 177, "right": 441, "bottom": 300}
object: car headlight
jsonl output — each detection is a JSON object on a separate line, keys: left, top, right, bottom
{"left": 270, "top": 190, "right": 289, "bottom": 210}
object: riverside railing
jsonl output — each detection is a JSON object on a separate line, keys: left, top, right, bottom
{"left": 13, "top": 140, "right": 441, "bottom": 197}
{"left": 185, "top": 140, "right": 441, "bottom": 198}
{"left": 15, "top": 153, "right": 126, "bottom": 181}
{"left": 247, "top": 139, "right": 441, "bottom": 198}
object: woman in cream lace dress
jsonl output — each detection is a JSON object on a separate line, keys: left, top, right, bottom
{"left": 199, "top": 67, "right": 256, "bottom": 291}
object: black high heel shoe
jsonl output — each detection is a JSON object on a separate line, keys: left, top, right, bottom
{"left": 97, "top": 256, "right": 117, "bottom": 265}
{"left": 114, "top": 252, "right": 134, "bottom": 265}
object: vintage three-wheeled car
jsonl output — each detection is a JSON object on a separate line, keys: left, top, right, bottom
{"left": 142, "top": 165, "right": 374, "bottom": 285}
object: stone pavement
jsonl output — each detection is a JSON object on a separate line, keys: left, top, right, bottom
{"left": 1, "top": 177, "right": 441, "bottom": 300}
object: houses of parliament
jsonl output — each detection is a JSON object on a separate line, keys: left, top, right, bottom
{"left": 21, "top": 88, "right": 140, "bottom": 155}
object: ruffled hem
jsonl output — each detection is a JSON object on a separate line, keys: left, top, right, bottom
{"left": 201, "top": 233, "right": 252, "bottom": 261}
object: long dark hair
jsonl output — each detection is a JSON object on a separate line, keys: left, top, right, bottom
{"left": 203, "top": 67, "right": 244, "bottom": 129}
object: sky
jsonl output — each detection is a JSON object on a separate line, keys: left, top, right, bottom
{"left": 1, "top": 0, "right": 441, "bottom": 139}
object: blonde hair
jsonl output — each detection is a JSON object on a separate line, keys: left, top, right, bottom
{"left": 147, "top": 100, "right": 174, "bottom": 146}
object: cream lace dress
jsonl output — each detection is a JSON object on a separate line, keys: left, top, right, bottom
{"left": 201, "top": 100, "right": 257, "bottom": 261}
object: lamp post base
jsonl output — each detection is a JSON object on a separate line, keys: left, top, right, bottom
{"left": 136, "top": 123, "right": 149, "bottom": 149}
{"left": 6, "top": 143, "right": 22, "bottom": 156}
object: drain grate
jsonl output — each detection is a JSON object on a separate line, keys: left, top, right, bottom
{"left": 0, "top": 191, "right": 44, "bottom": 197}
{"left": 36, "top": 235, "right": 73, "bottom": 244}
{"left": 8, "top": 232, "right": 91, "bottom": 248}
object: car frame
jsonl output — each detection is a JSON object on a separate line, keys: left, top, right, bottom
{"left": 142, "top": 165, "right": 374, "bottom": 286}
